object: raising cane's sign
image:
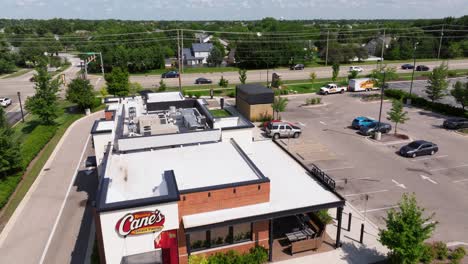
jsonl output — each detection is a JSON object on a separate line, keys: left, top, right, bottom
{"left": 115, "top": 210, "right": 165, "bottom": 236}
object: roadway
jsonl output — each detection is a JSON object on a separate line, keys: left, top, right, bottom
{"left": 0, "top": 111, "right": 102, "bottom": 264}
{"left": 0, "top": 53, "right": 82, "bottom": 125}
{"left": 97, "top": 59, "right": 468, "bottom": 89}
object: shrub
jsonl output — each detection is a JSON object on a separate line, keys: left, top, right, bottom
{"left": 280, "top": 89, "right": 289, "bottom": 95}
{"left": 433, "top": 241, "right": 449, "bottom": 260}
{"left": 256, "top": 112, "right": 273, "bottom": 123}
{"left": 188, "top": 255, "right": 208, "bottom": 264}
{"left": 420, "top": 244, "right": 435, "bottom": 264}
{"left": 213, "top": 89, "right": 222, "bottom": 95}
{"left": 450, "top": 247, "right": 466, "bottom": 264}
{"left": 447, "top": 70, "right": 458, "bottom": 78}
{"left": 193, "top": 92, "right": 201, "bottom": 99}
{"left": 316, "top": 210, "right": 333, "bottom": 224}
{"left": 227, "top": 91, "right": 235, "bottom": 98}
{"left": 187, "top": 92, "right": 193, "bottom": 98}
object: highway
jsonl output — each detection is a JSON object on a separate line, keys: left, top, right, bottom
{"left": 111, "top": 59, "right": 468, "bottom": 89}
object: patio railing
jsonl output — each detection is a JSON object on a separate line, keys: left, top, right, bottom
{"left": 309, "top": 164, "right": 336, "bottom": 190}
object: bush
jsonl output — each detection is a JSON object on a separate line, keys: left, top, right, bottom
{"left": 193, "top": 92, "right": 201, "bottom": 99}
{"left": 433, "top": 241, "right": 449, "bottom": 260}
{"left": 447, "top": 70, "right": 458, "bottom": 78}
{"left": 227, "top": 91, "right": 235, "bottom": 98}
{"left": 385, "top": 89, "right": 468, "bottom": 118}
{"left": 316, "top": 210, "right": 333, "bottom": 224}
{"left": 186, "top": 92, "right": 193, "bottom": 98}
{"left": 450, "top": 247, "right": 466, "bottom": 264}
{"left": 256, "top": 112, "right": 273, "bottom": 123}
{"left": 306, "top": 97, "right": 322, "bottom": 105}
{"left": 420, "top": 244, "right": 435, "bottom": 264}
{"left": 213, "top": 89, "right": 222, "bottom": 95}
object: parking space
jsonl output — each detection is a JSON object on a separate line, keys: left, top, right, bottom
{"left": 276, "top": 92, "right": 468, "bottom": 242}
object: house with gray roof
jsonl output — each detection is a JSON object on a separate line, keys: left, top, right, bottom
{"left": 183, "top": 43, "right": 213, "bottom": 66}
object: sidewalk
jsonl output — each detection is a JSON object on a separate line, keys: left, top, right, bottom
{"left": 274, "top": 202, "right": 388, "bottom": 264}
{"left": 0, "top": 111, "right": 102, "bottom": 264}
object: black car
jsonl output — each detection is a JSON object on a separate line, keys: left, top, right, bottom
{"left": 359, "top": 122, "right": 392, "bottom": 136}
{"left": 401, "top": 64, "right": 414, "bottom": 70}
{"left": 290, "top": 64, "right": 304, "bottom": 70}
{"left": 415, "top": 65, "right": 430, "bottom": 71}
{"left": 161, "top": 71, "right": 179, "bottom": 78}
{"left": 399, "top": 140, "right": 438, "bottom": 158}
{"left": 195, "top": 77, "right": 212, "bottom": 84}
{"left": 443, "top": 118, "right": 468, "bottom": 130}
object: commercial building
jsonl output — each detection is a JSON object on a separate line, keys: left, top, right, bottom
{"left": 235, "top": 84, "right": 274, "bottom": 121}
{"left": 91, "top": 93, "right": 345, "bottom": 264}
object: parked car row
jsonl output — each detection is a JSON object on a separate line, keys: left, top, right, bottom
{"left": 351, "top": 116, "right": 392, "bottom": 136}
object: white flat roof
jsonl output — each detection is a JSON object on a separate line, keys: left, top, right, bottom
{"left": 147, "top": 92, "right": 184, "bottom": 103}
{"left": 104, "top": 141, "right": 260, "bottom": 203}
{"left": 96, "top": 120, "right": 114, "bottom": 131}
{"left": 182, "top": 140, "right": 342, "bottom": 229}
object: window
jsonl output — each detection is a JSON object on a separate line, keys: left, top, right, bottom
{"left": 233, "top": 223, "right": 252, "bottom": 242}
{"left": 190, "top": 230, "right": 209, "bottom": 251}
{"left": 211, "top": 226, "right": 230, "bottom": 246}
{"left": 279, "top": 125, "right": 284, "bottom": 130}
{"left": 286, "top": 126, "right": 292, "bottom": 130}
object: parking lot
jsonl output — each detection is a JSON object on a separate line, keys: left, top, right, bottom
{"left": 274, "top": 92, "right": 468, "bottom": 243}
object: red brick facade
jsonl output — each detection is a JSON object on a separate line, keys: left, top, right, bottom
{"left": 177, "top": 182, "right": 271, "bottom": 263}
{"left": 104, "top": 110, "right": 114, "bottom": 121}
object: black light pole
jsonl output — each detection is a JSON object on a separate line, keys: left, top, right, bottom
{"left": 377, "top": 70, "right": 387, "bottom": 132}
{"left": 408, "top": 42, "right": 419, "bottom": 104}
{"left": 17, "top": 91, "right": 25, "bottom": 122}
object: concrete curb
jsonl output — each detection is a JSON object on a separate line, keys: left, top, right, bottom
{"left": 300, "top": 103, "right": 329, "bottom": 108}
{"left": 0, "top": 111, "right": 103, "bottom": 247}
{"left": 364, "top": 135, "right": 413, "bottom": 146}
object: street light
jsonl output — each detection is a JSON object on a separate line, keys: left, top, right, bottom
{"left": 376, "top": 70, "right": 387, "bottom": 140}
{"left": 408, "top": 42, "right": 419, "bottom": 105}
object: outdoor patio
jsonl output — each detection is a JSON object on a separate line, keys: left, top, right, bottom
{"left": 271, "top": 213, "right": 336, "bottom": 262}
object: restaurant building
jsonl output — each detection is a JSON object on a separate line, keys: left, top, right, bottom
{"left": 91, "top": 92, "right": 345, "bottom": 264}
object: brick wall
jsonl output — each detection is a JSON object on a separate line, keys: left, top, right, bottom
{"left": 179, "top": 220, "right": 270, "bottom": 264}
{"left": 177, "top": 183, "right": 270, "bottom": 263}
{"left": 104, "top": 110, "right": 114, "bottom": 121}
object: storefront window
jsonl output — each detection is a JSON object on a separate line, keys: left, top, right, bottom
{"left": 190, "top": 230, "right": 209, "bottom": 251}
{"left": 211, "top": 226, "right": 230, "bottom": 247}
{"left": 189, "top": 222, "right": 253, "bottom": 252}
{"left": 233, "top": 223, "right": 252, "bottom": 242}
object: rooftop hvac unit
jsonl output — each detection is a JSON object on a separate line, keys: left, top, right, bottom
{"left": 169, "top": 106, "right": 176, "bottom": 114}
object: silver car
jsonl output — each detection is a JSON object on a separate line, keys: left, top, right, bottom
{"left": 265, "top": 122, "right": 301, "bottom": 139}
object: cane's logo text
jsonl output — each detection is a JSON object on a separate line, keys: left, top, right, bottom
{"left": 116, "top": 210, "right": 165, "bottom": 236}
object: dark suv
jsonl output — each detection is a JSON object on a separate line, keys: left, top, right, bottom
{"left": 290, "top": 64, "right": 304, "bottom": 70}
{"left": 443, "top": 118, "right": 468, "bottom": 130}
{"left": 416, "top": 65, "right": 429, "bottom": 71}
{"left": 161, "top": 71, "right": 179, "bottom": 78}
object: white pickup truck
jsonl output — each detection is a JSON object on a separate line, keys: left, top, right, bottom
{"left": 319, "top": 84, "right": 347, "bottom": 95}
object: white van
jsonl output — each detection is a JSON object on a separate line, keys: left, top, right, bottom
{"left": 348, "top": 78, "right": 377, "bottom": 92}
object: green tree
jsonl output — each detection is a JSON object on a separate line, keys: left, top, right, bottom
{"left": 448, "top": 42, "right": 463, "bottom": 59}
{"left": 105, "top": 67, "right": 130, "bottom": 97}
{"left": 371, "top": 66, "right": 398, "bottom": 87}
{"left": 387, "top": 99, "right": 410, "bottom": 135}
{"left": 331, "top": 63, "right": 340, "bottom": 82}
{"left": 239, "top": 69, "right": 247, "bottom": 84}
{"left": 348, "top": 70, "right": 359, "bottom": 80}
{"left": 425, "top": 63, "right": 449, "bottom": 102}
{"left": 272, "top": 96, "right": 288, "bottom": 119}
{"left": 129, "top": 82, "right": 143, "bottom": 96}
{"left": 0, "top": 108, "right": 22, "bottom": 177}
{"left": 207, "top": 46, "right": 223, "bottom": 67}
{"left": 0, "top": 59, "right": 16, "bottom": 74}
{"left": 450, "top": 81, "right": 468, "bottom": 110}
{"left": 309, "top": 72, "right": 317, "bottom": 84}
{"left": 218, "top": 76, "right": 229, "bottom": 88}
{"left": 158, "top": 80, "right": 167, "bottom": 92}
{"left": 354, "top": 46, "right": 369, "bottom": 62}
{"left": 25, "top": 63, "right": 60, "bottom": 124}
{"left": 379, "top": 193, "right": 437, "bottom": 264}
{"left": 66, "top": 78, "right": 96, "bottom": 111}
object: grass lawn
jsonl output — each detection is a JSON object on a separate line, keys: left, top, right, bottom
{"left": 209, "top": 109, "right": 231, "bottom": 118}
{"left": 460, "top": 128, "right": 468, "bottom": 134}
{"left": 1, "top": 68, "right": 33, "bottom": 79}
{"left": 286, "top": 82, "right": 324, "bottom": 94}
{"left": 0, "top": 100, "right": 103, "bottom": 229}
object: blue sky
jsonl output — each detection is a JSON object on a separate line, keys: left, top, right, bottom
{"left": 1, "top": 0, "right": 467, "bottom": 20}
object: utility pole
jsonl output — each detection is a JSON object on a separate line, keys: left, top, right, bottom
{"left": 181, "top": 29, "right": 184, "bottom": 74}
{"left": 437, "top": 25, "right": 444, "bottom": 60}
{"left": 99, "top": 52, "right": 105, "bottom": 76}
{"left": 177, "top": 29, "right": 182, "bottom": 92}
{"left": 380, "top": 29, "right": 386, "bottom": 70}
{"left": 17, "top": 91, "right": 25, "bottom": 123}
{"left": 408, "top": 42, "right": 419, "bottom": 105}
{"left": 325, "top": 30, "right": 330, "bottom": 66}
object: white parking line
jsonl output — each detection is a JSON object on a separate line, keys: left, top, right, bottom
{"left": 392, "top": 179, "right": 407, "bottom": 189}
{"left": 319, "top": 121, "right": 326, "bottom": 125}
{"left": 452, "top": 178, "right": 468, "bottom": 183}
{"left": 297, "top": 122, "right": 307, "bottom": 127}
{"left": 345, "top": 189, "right": 389, "bottom": 197}
{"left": 411, "top": 155, "right": 448, "bottom": 162}
{"left": 360, "top": 205, "right": 398, "bottom": 213}
{"left": 335, "top": 177, "right": 372, "bottom": 183}
{"left": 420, "top": 175, "right": 438, "bottom": 184}
{"left": 429, "top": 164, "right": 468, "bottom": 172}
{"left": 322, "top": 166, "right": 354, "bottom": 172}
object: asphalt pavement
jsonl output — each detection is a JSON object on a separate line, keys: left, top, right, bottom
{"left": 278, "top": 92, "right": 468, "bottom": 244}
{"left": 0, "top": 111, "right": 102, "bottom": 264}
